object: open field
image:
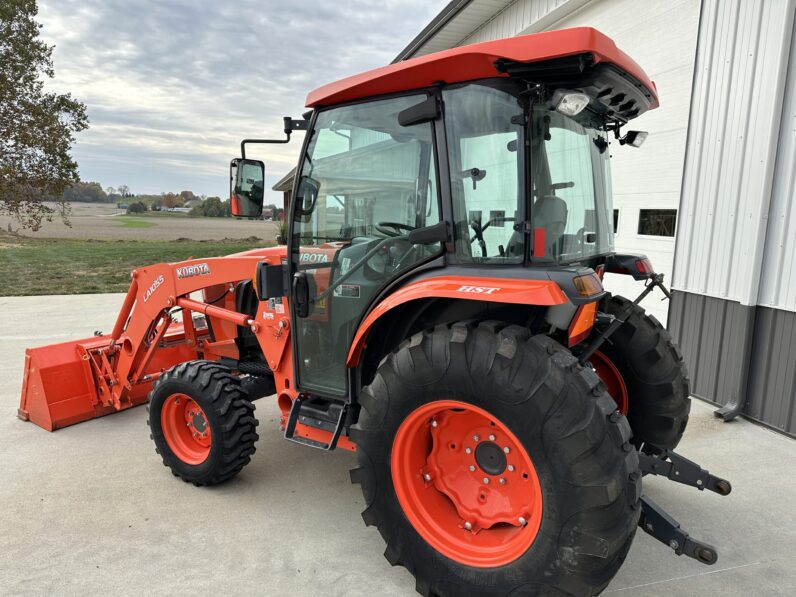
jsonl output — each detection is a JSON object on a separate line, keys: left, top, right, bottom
{"left": 0, "top": 202, "right": 279, "bottom": 241}
{"left": 0, "top": 202, "right": 280, "bottom": 295}
{"left": 0, "top": 236, "right": 271, "bottom": 296}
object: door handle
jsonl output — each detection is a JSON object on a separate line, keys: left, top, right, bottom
{"left": 293, "top": 272, "right": 309, "bottom": 318}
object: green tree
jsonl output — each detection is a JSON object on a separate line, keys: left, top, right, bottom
{"left": 189, "top": 196, "right": 231, "bottom": 218}
{"left": 126, "top": 201, "right": 146, "bottom": 214}
{"left": 63, "top": 181, "right": 108, "bottom": 203}
{"left": 0, "top": 0, "right": 88, "bottom": 230}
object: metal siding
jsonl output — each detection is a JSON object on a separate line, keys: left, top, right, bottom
{"left": 746, "top": 307, "right": 796, "bottom": 434}
{"left": 672, "top": 0, "right": 795, "bottom": 306}
{"left": 670, "top": 290, "right": 796, "bottom": 436}
{"left": 759, "top": 16, "right": 796, "bottom": 312}
{"left": 411, "top": 0, "right": 516, "bottom": 56}
{"left": 459, "top": 0, "right": 577, "bottom": 44}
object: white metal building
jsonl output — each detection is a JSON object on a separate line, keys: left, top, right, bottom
{"left": 398, "top": 0, "right": 796, "bottom": 435}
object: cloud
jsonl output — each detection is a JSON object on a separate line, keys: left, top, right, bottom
{"left": 38, "top": 0, "right": 444, "bottom": 201}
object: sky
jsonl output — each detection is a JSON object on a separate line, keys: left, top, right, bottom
{"left": 38, "top": 0, "right": 446, "bottom": 204}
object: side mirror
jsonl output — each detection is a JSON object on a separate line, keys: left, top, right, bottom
{"left": 230, "top": 158, "right": 265, "bottom": 218}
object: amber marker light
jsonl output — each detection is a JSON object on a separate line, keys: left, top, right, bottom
{"left": 573, "top": 272, "right": 603, "bottom": 297}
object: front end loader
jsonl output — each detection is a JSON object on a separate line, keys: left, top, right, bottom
{"left": 19, "top": 27, "right": 730, "bottom": 596}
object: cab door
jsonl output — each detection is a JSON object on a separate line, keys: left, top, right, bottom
{"left": 290, "top": 94, "right": 442, "bottom": 397}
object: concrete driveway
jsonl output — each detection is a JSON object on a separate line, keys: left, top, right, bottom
{"left": 2, "top": 294, "right": 795, "bottom": 596}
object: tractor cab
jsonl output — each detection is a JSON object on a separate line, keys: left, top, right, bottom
{"left": 274, "top": 29, "right": 656, "bottom": 397}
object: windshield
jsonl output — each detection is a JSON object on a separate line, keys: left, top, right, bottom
{"left": 444, "top": 82, "right": 614, "bottom": 264}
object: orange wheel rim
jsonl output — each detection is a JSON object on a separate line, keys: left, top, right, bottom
{"left": 391, "top": 400, "right": 543, "bottom": 568}
{"left": 590, "top": 350, "right": 629, "bottom": 415}
{"left": 161, "top": 393, "right": 212, "bottom": 465}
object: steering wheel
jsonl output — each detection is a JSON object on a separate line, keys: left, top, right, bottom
{"left": 376, "top": 221, "right": 415, "bottom": 237}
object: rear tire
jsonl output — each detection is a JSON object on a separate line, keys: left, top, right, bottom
{"left": 351, "top": 322, "right": 641, "bottom": 597}
{"left": 148, "top": 360, "right": 259, "bottom": 486}
{"left": 597, "top": 295, "right": 691, "bottom": 454}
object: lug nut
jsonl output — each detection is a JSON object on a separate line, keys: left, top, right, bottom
{"left": 469, "top": 465, "right": 476, "bottom": 472}
{"left": 518, "top": 517, "right": 527, "bottom": 526}
{"left": 423, "top": 473, "right": 432, "bottom": 482}
{"left": 464, "top": 522, "right": 472, "bottom": 531}
{"left": 507, "top": 464, "right": 515, "bottom": 472}
{"left": 482, "top": 477, "right": 490, "bottom": 484}
{"left": 465, "top": 447, "right": 472, "bottom": 455}
{"left": 499, "top": 478, "right": 506, "bottom": 485}
{"left": 473, "top": 434, "right": 480, "bottom": 442}
{"left": 503, "top": 446, "right": 510, "bottom": 454}
{"left": 489, "top": 434, "right": 496, "bottom": 441}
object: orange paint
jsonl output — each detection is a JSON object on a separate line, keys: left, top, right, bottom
{"left": 347, "top": 275, "right": 567, "bottom": 366}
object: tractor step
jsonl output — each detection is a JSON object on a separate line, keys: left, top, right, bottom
{"left": 284, "top": 395, "right": 348, "bottom": 450}
{"left": 639, "top": 450, "right": 732, "bottom": 495}
{"left": 639, "top": 496, "right": 718, "bottom": 565}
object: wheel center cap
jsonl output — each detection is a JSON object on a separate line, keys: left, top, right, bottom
{"left": 475, "top": 441, "right": 506, "bottom": 475}
{"left": 192, "top": 413, "right": 207, "bottom": 432}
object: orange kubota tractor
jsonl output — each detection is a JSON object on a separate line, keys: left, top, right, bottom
{"left": 19, "top": 27, "right": 731, "bottom": 596}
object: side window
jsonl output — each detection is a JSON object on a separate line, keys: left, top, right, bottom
{"left": 538, "top": 111, "right": 613, "bottom": 261}
{"left": 544, "top": 125, "right": 596, "bottom": 239}
{"left": 444, "top": 85, "right": 524, "bottom": 263}
{"left": 459, "top": 132, "right": 519, "bottom": 258}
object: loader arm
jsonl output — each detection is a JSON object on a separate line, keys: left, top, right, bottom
{"left": 19, "top": 250, "right": 288, "bottom": 431}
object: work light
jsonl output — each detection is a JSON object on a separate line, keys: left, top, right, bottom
{"left": 552, "top": 89, "right": 590, "bottom": 116}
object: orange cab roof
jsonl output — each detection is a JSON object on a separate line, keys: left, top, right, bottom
{"left": 306, "top": 27, "right": 658, "bottom": 109}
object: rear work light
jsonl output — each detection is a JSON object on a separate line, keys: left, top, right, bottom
{"left": 572, "top": 272, "right": 603, "bottom": 297}
{"left": 552, "top": 89, "right": 590, "bottom": 116}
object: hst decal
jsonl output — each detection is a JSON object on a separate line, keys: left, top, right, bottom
{"left": 456, "top": 285, "right": 501, "bottom": 295}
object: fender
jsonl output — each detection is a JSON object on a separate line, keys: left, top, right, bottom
{"left": 346, "top": 275, "right": 568, "bottom": 366}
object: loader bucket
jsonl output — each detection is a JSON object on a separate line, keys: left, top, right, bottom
{"left": 19, "top": 320, "right": 200, "bottom": 432}
{"left": 18, "top": 337, "right": 117, "bottom": 431}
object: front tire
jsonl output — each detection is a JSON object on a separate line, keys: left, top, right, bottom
{"left": 351, "top": 322, "right": 641, "bottom": 597}
{"left": 148, "top": 361, "right": 259, "bottom": 486}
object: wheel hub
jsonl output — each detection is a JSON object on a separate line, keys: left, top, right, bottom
{"left": 474, "top": 441, "right": 506, "bottom": 475}
{"left": 191, "top": 411, "right": 208, "bottom": 433}
{"left": 424, "top": 409, "right": 536, "bottom": 532}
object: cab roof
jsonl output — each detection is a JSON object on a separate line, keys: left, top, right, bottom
{"left": 306, "top": 27, "right": 658, "bottom": 113}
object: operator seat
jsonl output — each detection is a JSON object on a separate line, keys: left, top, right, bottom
{"left": 533, "top": 195, "right": 568, "bottom": 255}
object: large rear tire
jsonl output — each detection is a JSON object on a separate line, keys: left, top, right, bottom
{"left": 148, "top": 361, "right": 259, "bottom": 486}
{"left": 596, "top": 295, "right": 691, "bottom": 454}
{"left": 351, "top": 322, "right": 641, "bottom": 597}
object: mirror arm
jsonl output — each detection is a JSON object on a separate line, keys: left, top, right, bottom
{"left": 241, "top": 117, "right": 309, "bottom": 158}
